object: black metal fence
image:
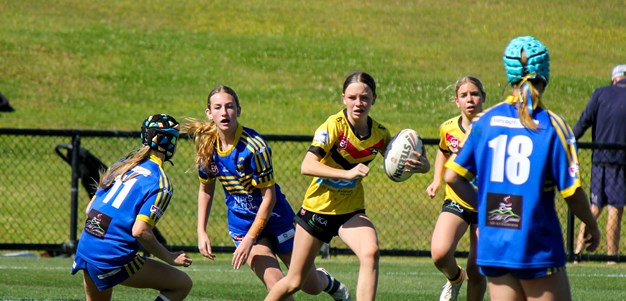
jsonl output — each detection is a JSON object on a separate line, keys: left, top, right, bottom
{"left": 0, "top": 128, "right": 623, "bottom": 262}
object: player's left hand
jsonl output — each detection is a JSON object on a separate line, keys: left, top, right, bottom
{"left": 405, "top": 149, "right": 430, "bottom": 174}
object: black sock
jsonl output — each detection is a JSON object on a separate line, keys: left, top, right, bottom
{"left": 449, "top": 267, "right": 462, "bottom": 282}
{"left": 323, "top": 273, "right": 340, "bottom": 294}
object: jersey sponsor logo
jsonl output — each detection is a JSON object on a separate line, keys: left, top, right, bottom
{"left": 209, "top": 162, "right": 219, "bottom": 176}
{"left": 567, "top": 137, "right": 576, "bottom": 145}
{"left": 318, "top": 178, "right": 357, "bottom": 189}
{"left": 486, "top": 193, "right": 522, "bottom": 229}
{"left": 233, "top": 194, "right": 259, "bottom": 212}
{"left": 132, "top": 166, "right": 151, "bottom": 176}
{"left": 446, "top": 133, "right": 460, "bottom": 153}
{"left": 150, "top": 205, "right": 163, "bottom": 218}
{"left": 236, "top": 164, "right": 245, "bottom": 177}
{"left": 84, "top": 209, "right": 111, "bottom": 239}
{"left": 314, "top": 130, "right": 329, "bottom": 145}
{"left": 568, "top": 162, "right": 579, "bottom": 178}
{"left": 257, "top": 168, "right": 273, "bottom": 178}
{"left": 338, "top": 135, "right": 349, "bottom": 150}
{"left": 490, "top": 116, "right": 528, "bottom": 129}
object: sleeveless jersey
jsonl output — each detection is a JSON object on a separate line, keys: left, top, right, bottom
{"left": 438, "top": 115, "right": 476, "bottom": 211}
{"left": 76, "top": 155, "right": 173, "bottom": 268}
{"left": 446, "top": 96, "right": 582, "bottom": 269}
{"left": 303, "top": 109, "right": 391, "bottom": 214}
{"left": 198, "top": 125, "right": 295, "bottom": 235}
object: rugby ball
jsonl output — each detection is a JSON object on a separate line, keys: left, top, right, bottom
{"left": 384, "top": 129, "right": 423, "bottom": 182}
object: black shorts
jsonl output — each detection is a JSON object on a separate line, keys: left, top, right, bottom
{"left": 441, "top": 199, "right": 478, "bottom": 225}
{"left": 295, "top": 207, "right": 366, "bottom": 243}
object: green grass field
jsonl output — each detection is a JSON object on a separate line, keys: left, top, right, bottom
{"left": 1, "top": 0, "right": 624, "bottom": 138}
{"left": 1, "top": 254, "right": 625, "bottom": 300}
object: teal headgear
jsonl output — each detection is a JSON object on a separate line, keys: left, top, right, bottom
{"left": 503, "top": 36, "right": 550, "bottom": 86}
{"left": 141, "top": 114, "right": 180, "bottom": 161}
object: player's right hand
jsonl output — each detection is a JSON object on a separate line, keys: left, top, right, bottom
{"left": 198, "top": 233, "right": 216, "bottom": 260}
{"left": 172, "top": 251, "right": 193, "bottom": 267}
{"left": 426, "top": 182, "right": 440, "bottom": 198}
{"left": 347, "top": 163, "right": 369, "bottom": 179}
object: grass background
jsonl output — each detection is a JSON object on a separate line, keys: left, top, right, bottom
{"left": 1, "top": 0, "right": 624, "bottom": 138}
{"left": 1, "top": 255, "right": 626, "bottom": 300}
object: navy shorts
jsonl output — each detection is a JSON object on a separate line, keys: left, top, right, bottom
{"left": 441, "top": 200, "right": 478, "bottom": 225}
{"left": 71, "top": 254, "right": 145, "bottom": 291}
{"left": 480, "top": 265, "right": 566, "bottom": 280}
{"left": 295, "top": 208, "right": 366, "bottom": 243}
{"left": 590, "top": 164, "right": 626, "bottom": 208}
{"left": 230, "top": 222, "right": 296, "bottom": 254}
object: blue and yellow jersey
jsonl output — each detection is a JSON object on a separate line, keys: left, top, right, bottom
{"left": 303, "top": 109, "right": 391, "bottom": 214}
{"left": 446, "top": 96, "right": 582, "bottom": 269}
{"left": 76, "top": 154, "right": 172, "bottom": 268}
{"left": 438, "top": 115, "right": 476, "bottom": 211}
{"left": 198, "top": 125, "right": 295, "bottom": 234}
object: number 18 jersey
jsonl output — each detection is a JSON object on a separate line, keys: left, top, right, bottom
{"left": 446, "top": 96, "right": 582, "bottom": 269}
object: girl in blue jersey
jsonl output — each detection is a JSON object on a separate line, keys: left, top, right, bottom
{"left": 265, "top": 72, "right": 430, "bottom": 301}
{"left": 186, "top": 85, "right": 350, "bottom": 301}
{"left": 71, "top": 114, "right": 193, "bottom": 301}
{"left": 444, "top": 36, "right": 600, "bottom": 301}
{"left": 426, "top": 75, "right": 487, "bottom": 301}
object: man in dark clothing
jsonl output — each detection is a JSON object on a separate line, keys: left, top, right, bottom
{"left": 574, "top": 64, "right": 626, "bottom": 264}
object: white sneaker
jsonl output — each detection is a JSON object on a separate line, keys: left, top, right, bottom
{"left": 317, "top": 267, "right": 351, "bottom": 301}
{"left": 439, "top": 268, "right": 465, "bottom": 301}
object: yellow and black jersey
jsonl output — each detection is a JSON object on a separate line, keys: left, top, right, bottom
{"left": 303, "top": 109, "right": 391, "bottom": 214}
{"left": 438, "top": 115, "right": 476, "bottom": 211}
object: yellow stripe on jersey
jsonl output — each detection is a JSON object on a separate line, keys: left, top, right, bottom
{"left": 547, "top": 110, "right": 581, "bottom": 198}
{"left": 243, "top": 129, "right": 275, "bottom": 187}
{"left": 220, "top": 174, "right": 249, "bottom": 193}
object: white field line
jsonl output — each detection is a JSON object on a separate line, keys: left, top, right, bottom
{"left": 1, "top": 265, "right": 624, "bottom": 278}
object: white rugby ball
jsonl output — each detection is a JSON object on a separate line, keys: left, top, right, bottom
{"left": 383, "top": 129, "right": 423, "bottom": 182}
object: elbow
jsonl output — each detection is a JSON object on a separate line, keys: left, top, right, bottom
{"left": 131, "top": 227, "right": 144, "bottom": 239}
{"left": 131, "top": 221, "right": 152, "bottom": 240}
{"left": 300, "top": 162, "right": 311, "bottom": 176}
{"left": 443, "top": 169, "right": 458, "bottom": 186}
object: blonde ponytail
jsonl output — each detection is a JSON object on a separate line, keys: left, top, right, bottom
{"left": 99, "top": 146, "right": 152, "bottom": 189}
{"left": 184, "top": 118, "right": 218, "bottom": 169}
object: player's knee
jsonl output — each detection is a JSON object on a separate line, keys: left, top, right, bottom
{"left": 431, "top": 245, "right": 452, "bottom": 266}
{"left": 357, "top": 243, "right": 380, "bottom": 265}
{"left": 174, "top": 273, "right": 193, "bottom": 296}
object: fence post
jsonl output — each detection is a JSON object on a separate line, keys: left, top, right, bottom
{"left": 66, "top": 134, "right": 82, "bottom": 254}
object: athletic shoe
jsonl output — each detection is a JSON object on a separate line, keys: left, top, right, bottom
{"left": 317, "top": 267, "right": 351, "bottom": 301}
{"left": 439, "top": 267, "right": 465, "bottom": 301}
